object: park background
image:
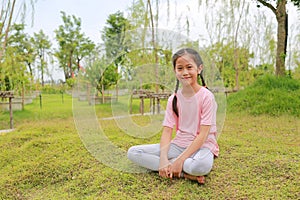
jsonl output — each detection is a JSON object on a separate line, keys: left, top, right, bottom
{"left": 1, "top": 0, "right": 300, "bottom": 199}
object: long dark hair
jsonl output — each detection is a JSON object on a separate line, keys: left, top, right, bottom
{"left": 172, "top": 48, "right": 207, "bottom": 117}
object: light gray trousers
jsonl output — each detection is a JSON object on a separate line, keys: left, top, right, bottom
{"left": 127, "top": 143, "right": 214, "bottom": 176}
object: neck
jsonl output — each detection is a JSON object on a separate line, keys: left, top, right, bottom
{"left": 181, "top": 84, "right": 201, "bottom": 97}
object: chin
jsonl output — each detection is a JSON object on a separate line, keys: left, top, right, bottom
{"left": 181, "top": 80, "right": 192, "bottom": 86}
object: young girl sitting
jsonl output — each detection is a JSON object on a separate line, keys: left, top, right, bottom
{"left": 127, "top": 48, "right": 219, "bottom": 184}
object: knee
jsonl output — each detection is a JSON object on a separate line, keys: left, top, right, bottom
{"left": 127, "top": 146, "right": 141, "bottom": 161}
{"left": 196, "top": 161, "right": 213, "bottom": 175}
{"left": 127, "top": 146, "right": 134, "bottom": 160}
{"left": 184, "top": 160, "right": 213, "bottom": 176}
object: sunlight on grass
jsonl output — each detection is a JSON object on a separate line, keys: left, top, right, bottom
{"left": 0, "top": 93, "right": 299, "bottom": 199}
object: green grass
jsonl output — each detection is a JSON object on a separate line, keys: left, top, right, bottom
{"left": 0, "top": 92, "right": 299, "bottom": 199}
{"left": 227, "top": 75, "right": 300, "bottom": 117}
{"left": 0, "top": 94, "right": 71, "bottom": 130}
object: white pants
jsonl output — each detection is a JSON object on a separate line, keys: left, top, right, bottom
{"left": 127, "top": 143, "right": 214, "bottom": 176}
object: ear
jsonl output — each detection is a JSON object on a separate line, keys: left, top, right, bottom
{"left": 198, "top": 64, "right": 203, "bottom": 74}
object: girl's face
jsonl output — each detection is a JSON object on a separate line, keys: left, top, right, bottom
{"left": 174, "top": 54, "right": 202, "bottom": 88}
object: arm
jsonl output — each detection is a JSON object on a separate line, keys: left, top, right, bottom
{"left": 158, "top": 126, "right": 173, "bottom": 178}
{"left": 169, "top": 125, "right": 211, "bottom": 178}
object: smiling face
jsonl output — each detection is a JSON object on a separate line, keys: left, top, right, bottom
{"left": 174, "top": 54, "right": 202, "bottom": 89}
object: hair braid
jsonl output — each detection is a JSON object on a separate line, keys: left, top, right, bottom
{"left": 199, "top": 71, "right": 207, "bottom": 88}
{"left": 172, "top": 79, "right": 180, "bottom": 117}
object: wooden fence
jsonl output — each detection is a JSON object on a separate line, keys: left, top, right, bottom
{"left": 0, "top": 91, "right": 14, "bottom": 129}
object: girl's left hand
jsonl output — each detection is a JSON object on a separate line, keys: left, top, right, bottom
{"left": 169, "top": 159, "right": 183, "bottom": 178}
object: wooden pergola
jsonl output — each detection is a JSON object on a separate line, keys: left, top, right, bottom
{"left": 130, "top": 90, "right": 171, "bottom": 115}
{"left": 0, "top": 91, "right": 14, "bottom": 129}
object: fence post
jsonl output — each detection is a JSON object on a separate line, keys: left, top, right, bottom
{"left": 39, "top": 94, "right": 42, "bottom": 109}
{"left": 9, "top": 96, "right": 13, "bottom": 129}
{"left": 140, "top": 96, "right": 144, "bottom": 115}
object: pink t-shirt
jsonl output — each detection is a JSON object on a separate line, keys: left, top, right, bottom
{"left": 162, "top": 87, "right": 219, "bottom": 157}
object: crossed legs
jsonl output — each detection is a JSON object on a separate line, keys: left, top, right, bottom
{"left": 127, "top": 143, "right": 214, "bottom": 183}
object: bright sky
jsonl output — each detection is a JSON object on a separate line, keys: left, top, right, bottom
{"left": 25, "top": 0, "right": 133, "bottom": 43}
{"left": 25, "top": 0, "right": 299, "bottom": 47}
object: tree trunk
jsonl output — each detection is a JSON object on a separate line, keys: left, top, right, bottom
{"left": 275, "top": 0, "right": 287, "bottom": 76}
{"left": 41, "top": 64, "right": 44, "bottom": 86}
{"left": 0, "top": 0, "right": 16, "bottom": 61}
{"left": 115, "top": 63, "right": 119, "bottom": 102}
{"left": 27, "top": 62, "right": 33, "bottom": 77}
{"left": 234, "top": 49, "right": 239, "bottom": 91}
{"left": 233, "top": 0, "right": 246, "bottom": 91}
{"left": 69, "top": 50, "right": 74, "bottom": 78}
{"left": 257, "top": 0, "right": 288, "bottom": 76}
{"left": 147, "top": 0, "right": 159, "bottom": 93}
{"left": 102, "top": 83, "right": 104, "bottom": 104}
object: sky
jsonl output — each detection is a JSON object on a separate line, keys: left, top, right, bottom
{"left": 25, "top": 0, "right": 133, "bottom": 43}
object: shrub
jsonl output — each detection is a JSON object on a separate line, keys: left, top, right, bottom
{"left": 227, "top": 75, "right": 300, "bottom": 117}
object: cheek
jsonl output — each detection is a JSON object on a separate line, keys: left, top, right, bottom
{"left": 175, "top": 72, "right": 182, "bottom": 79}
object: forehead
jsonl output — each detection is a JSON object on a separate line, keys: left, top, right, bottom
{"left": 175, "top": 54, "right": 196, "bottom": 65}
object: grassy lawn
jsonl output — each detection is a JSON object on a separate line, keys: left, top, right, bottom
{"left": 0, "top": 94, "right": 299, "bottom": 199}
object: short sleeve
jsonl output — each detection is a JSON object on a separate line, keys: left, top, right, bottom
{"left": 162, "top": 95, "right": 176, "bottom": 129}
{"left": 200, "top": 92, "right": 215, "bottom": 126}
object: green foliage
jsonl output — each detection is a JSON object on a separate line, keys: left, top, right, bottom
{"left": 101, "top": 11, "right": 129, "bottom": 91}
{"left": 227, "top": 75, "right": 300, "bottom": 116}
{"left": 0, "top": 24, "right": 32, "bottom": 93}
{"left": 206, "top": 41, "right": 254, "bottom": 89}
{"left": 32, "top": 30, "right": 52, "bottom": 86}
{"left": 41, "top": 85, "right": 68, "bottom": 94}
{"left": 102, "top": 11, "right": 129, "bottom": 62}
{"left": 292, "top": 66, "right": 300, "bottom": 79}
{"left": 65, "top": 78, "right": 75, "bottom": 88}
{"left": 54, "top": 11, "right": 95, "bottom": 81}
{"left": 84, "top": 49, "right": 119, "bottom": 94}
{"left": 102, "top": 64, "right": 119, "bottom": 90}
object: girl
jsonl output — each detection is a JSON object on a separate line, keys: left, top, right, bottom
{"left": 127, "top": 48, "right": 219, "bottom": 184}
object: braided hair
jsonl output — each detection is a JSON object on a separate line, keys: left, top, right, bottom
{"left": 172, "top": 48, "right": 207, "bottom": 117}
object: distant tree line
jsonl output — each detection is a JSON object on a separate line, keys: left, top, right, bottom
{"left": 0, "top": 0, "right": 299, "bottom": 95}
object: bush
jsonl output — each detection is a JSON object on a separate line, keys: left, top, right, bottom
{"left": 41, "top": 85, "right": 65, "bottom": 94}
{"left": 227, "top": 75, "right": 300, "bottom": 117}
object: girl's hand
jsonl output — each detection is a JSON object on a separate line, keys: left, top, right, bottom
{"left": 169, "top": 159, "right": 184, "bottom": 178}
{"left": 159, "top": 159, "right": 171, "bottom": 178}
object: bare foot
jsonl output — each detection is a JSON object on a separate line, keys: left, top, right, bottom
{"left": 182, "top": 173, "right": 205, "bottom": 184}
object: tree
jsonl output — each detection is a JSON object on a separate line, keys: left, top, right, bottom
{"left": 32, "top": 30, "right": 51, "bottom": 86}
{"left": 147, "top": 0, "right": 161, "bottom": 92}
{"left": 203, "top": 0, "right": 256, "bottom": 89}
{"left": 125, "top": 0, "right": 170, "bottom": 91}
{"left": 54, "top": 11, "right": 95, "bottom": 81}
{"left": 0, "top": 0, "right": 17, "bottom": 61}
{"left": 207, "top": 41, "right": 253, "bottom": 89}
{"left": 55, "top": 11, "right": 81, "bottom": 80}
{"left": 0, "top": 24, "right": 30, "bottom": 93}
{"left": 23, "top": 35, "right": 37, "bottom": 79}
{"left": 0, "top": 0, "right": 36, "bottom": 61}
{"left": 256, "top": 0, "right": 300, "bottom": 76}
{"left": 83, "top": 44, "right": 120, "bottom": 105}
{"left": 102, "top": 11, "right": 129, "bottom": 99}
{"left": 230, "top": 0, "right": 249, "bottom": 90}
{"left": 74, "top": 35, "right": 95, "bottom": 73}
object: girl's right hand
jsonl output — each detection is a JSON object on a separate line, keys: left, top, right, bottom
{"left": 159, "top": 159, "right": 171, "bottom": 178}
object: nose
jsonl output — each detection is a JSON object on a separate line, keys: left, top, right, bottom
{"left": 182, "top": 68, "right": 189, "bottom": 75}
